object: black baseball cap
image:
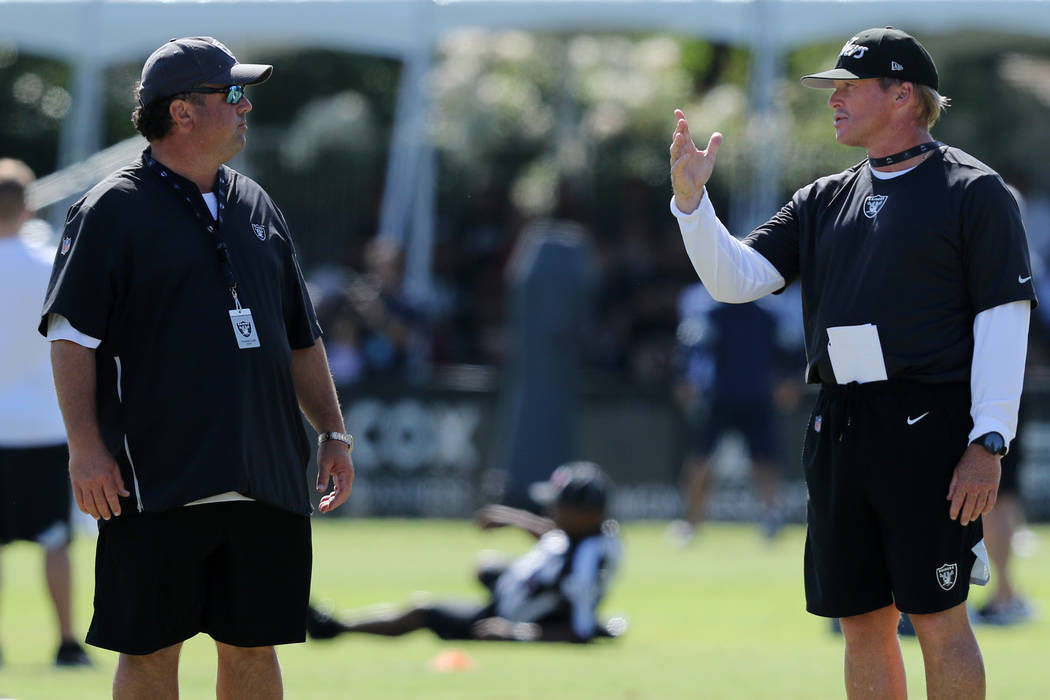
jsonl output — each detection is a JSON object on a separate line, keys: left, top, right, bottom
{"left": 801, "top": 27, "right": 938, "bottom": 91}
{"left": 138, "top": 36, "right": 272, "bottom": 106}
{"left": 529, "top": 461, "right": 611, "bottom": 512}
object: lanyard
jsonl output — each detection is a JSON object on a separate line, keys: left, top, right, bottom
{"left": 144, "top": 151, "right": 243, "bottom": 308}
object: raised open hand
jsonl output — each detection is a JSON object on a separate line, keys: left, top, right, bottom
{"left": 670, "top": 109, "right": 722, "bottom": 214}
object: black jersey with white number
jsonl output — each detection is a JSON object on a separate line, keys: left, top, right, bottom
{"left": 39, "top": 150, "right": 322, "bottom": 515}
{"left": 744, "top": 146, "right": 1036, "bottom": 385}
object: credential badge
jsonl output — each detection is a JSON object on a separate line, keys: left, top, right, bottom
{"left": 863, "top": 195, "right": 888, "bottom": 219}
{"left": 936, "top": 562, "right": 958, "bottom": 591}
{"left": 252, "top": 223, "right": 266, "bottom": 240}
{"left": 814, "top": 415, "right": 822, "bottom": 433}
{"left": 60, "top": 236, "right": 71, "bottom": 255}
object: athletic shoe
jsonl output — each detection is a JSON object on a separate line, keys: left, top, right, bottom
{"left": 306, "top": 604, "right": 350, "bottom": 640}
{"left": 665, "top": 519, "right": 697, "bottom": 548}
{"left": 974, "top": 597, "right": 1036, "bottom": 626}
{"left": 55, "top": 640, "right": 92, "bottom": 667}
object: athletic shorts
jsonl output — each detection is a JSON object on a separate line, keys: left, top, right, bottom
{"left": 690, "top": 401, "right": 776, "bottom": 461}
{"left": 0, "top": 444, "right": 72, "bottom": 549}
{"left": 802, "top": 380, "right": 982, "bottom": 617}
{"left": 423, "top": 601, "right": 496, "bottom": 640}
{"left": 87, "top": 501, "right": 312, "bottom": 655}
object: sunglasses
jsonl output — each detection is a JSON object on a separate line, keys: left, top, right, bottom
{"left": 184, "top": 85, "right": 245, "bottom": 104}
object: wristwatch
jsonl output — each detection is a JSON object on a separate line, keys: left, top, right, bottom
{"left": 971, "top": 431, "right": 1007, "bottom": 456}
{"left": 317, "top": 431, "right": 354, "bottom": 452}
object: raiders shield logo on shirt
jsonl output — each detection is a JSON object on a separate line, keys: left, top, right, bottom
{"left": 863, "top": 195, "right": 888, "bottom": 219}
{"left": 252, "top": 223, "right": 266, "bottom": 240}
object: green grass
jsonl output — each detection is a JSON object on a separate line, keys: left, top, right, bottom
{"left": 1, "top": 520, "right": 1048, "bottom": 699}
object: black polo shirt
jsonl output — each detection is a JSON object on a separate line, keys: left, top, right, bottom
{"left": 39, "top": 150, "right": 322, "bottom": 515}
{"left": 744, "top": 146, "right": 1037, "bottom": 385}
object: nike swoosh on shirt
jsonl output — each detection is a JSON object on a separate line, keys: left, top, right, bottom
{"left": 906, "top": 412, "right": 930, "bottom": 425}
{"left": 1019, "top": 275, "right": 1032, "bottom": 283}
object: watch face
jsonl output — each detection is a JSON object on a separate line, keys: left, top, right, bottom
{"left": 982, "top": 433, "right": 1005, "bottom": 455}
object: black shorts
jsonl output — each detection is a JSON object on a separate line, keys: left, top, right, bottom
{"left": 87, "top": 501, "right": 312, "bottom": 655}
{"left": 690, "top": 401, "right": 776, "bottom": 461}
{"left": 0, "top": 444, "right": 72, "bottom": 548}
{"left": 423, "top": 601, "right": 496, "bottom": 640}
{"left": 802, "top": 380, "right": 982, "bottom": 617}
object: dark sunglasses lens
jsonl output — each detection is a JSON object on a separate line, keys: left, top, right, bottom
{"left": 226, "top": 86, "right": 244, "bottom": 104}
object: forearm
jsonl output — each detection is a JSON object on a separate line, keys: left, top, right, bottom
{"left": 50, "top": 340, "right": 106, "bottom": 452}
{"left": 670, "top": 192, "right": 785, "bottom": 303}
{"left": 480, "top": 505, "right": 555, "bottom": 539}
{"left": 970, "top": 301, "right": 1030, "bottom": 444}
{"left": 291, "top": 339, "right": 346, "bottom": 433}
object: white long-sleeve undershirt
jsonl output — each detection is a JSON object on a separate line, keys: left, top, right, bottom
{"left": 670, "top": 190, "right": 1030, "bottom": 446}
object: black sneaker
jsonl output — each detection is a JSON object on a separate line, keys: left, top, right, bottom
{"left": 306, "top": 605, "right": 349, "bottom": 640}
{"left": 55, "top": 640, "right": 93, "bottom": 667}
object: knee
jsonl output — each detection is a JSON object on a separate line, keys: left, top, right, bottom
{"left": 908, "top": 604, "right": 973, "bottom": 647}
{"left": 119, "top": 643, "right": 182, "bottom": 673}
{"left": 839, "top": 606, "right": 900, "bottom": 646}
{"left": 216, "top": 642, "right": 277, "bottom": 664}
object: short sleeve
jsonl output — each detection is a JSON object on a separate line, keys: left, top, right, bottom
{"left": 38, "top": 195, "right": 124, "bottom": 340}
{"left": 272, "top": 204, "right": 321, "bottom": 349}
{"left": 743, "top": 196, "right": 802, "bottom": 290}
{"left": 961, "top": 175, "right": 1038, "bottom": 313}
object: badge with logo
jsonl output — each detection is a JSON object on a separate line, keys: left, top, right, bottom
{"left": 228, "top": 308, "right": 261, "bottom": 349}
{"left": 252, "top": 223, "right": 266, "bottom": 241}
{"left": 60, "top": 236, "right": 72, "bottom": 255}
{"left": 863, "top": 195, "right": 888, "bottom": 219}
{"left": 936, "top": 562, "right": 958, "bottom": 591}
{"left": 814, "top": 415, "right": 822, "bottom": 433}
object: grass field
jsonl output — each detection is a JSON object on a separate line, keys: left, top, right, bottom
{"left": 0, "top": 519, "right": 1047, "bottom": 699}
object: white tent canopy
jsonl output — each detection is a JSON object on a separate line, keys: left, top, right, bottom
{"left": 4, "top": 0, "right": 1048, "bottom": 293}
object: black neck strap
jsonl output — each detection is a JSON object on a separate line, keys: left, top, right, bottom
{"left": 868, "top": 141, "right": 941, "bottom": 168}
{"left": 144, "top": 150, "right": 239, "bottom": 302}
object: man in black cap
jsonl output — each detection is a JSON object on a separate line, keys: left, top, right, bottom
{"left": 306, "top": 461, "right": 622, "bottom": 644}
{"left": 669, "top": 27, "right": 1034, "bottom": 698}
{"left": 41, "top": 37, "right": 354, "bottom": 699}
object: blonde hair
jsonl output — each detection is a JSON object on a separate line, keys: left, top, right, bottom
{"left": 879, "top": 77, "right": 951, "bottom": 128}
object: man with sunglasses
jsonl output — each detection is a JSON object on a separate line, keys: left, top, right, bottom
{"left": 670, "top": 27, "right": 1035, "bottom": 699}
{"left": 39, "top": 37, "right": 353, "bottom": 699}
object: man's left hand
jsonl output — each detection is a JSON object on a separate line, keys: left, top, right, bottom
{"left": 316, "top": 441, "right": 354, "bottom": 513}
{"left": 947, "top": 443, "right": 1001, "bottom": 525}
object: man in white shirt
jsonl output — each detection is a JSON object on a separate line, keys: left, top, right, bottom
{"left": 0, "top": 157, "right": 91, "bottom": 667}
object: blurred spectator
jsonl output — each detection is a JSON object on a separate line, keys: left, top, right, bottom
{"left": 349, "top": 237, "right": 429, "bottom": 382}
{"left": 666, "top": 283, "right": 802, "bottom": 544}
{"left": 0, "top": 157, "right": 92, "bottom": 667}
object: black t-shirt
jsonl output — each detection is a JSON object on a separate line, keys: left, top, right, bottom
{"left": 40, "top": 150, "right": 321, "bottom": 515}
{"left": 745, "top": 146, "right": 1037, "bottom": 385}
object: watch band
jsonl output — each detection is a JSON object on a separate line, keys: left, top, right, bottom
{"left": 317, "top": 431, "right": 354, "bottom": 452}
{"left": 971, "top": 431, "right": 1007, "bottom": 456}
